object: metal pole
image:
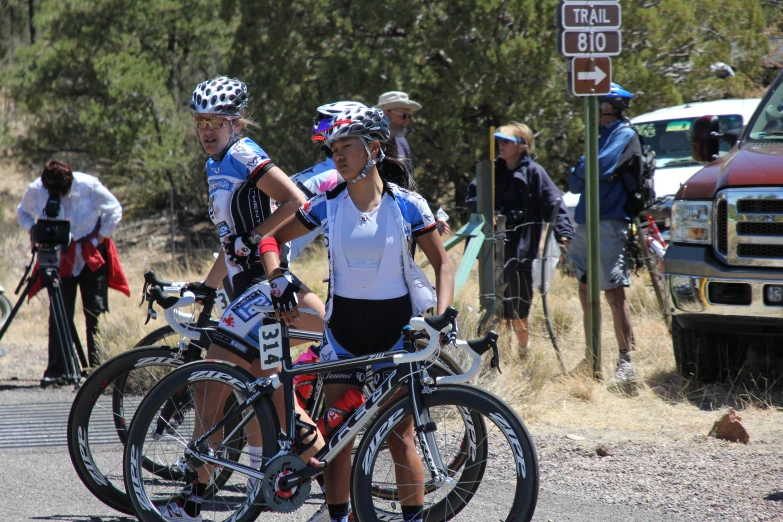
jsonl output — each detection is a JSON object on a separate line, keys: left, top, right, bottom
{"left": 585, "top": 96, "right": 602, "bottom": 379}
{"left": 476, "top": 161, "right": 495, "bottom": 317}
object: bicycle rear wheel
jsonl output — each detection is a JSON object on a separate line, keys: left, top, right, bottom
{"left": 124, "top": 360, "right": 278, "bottom": 522}
{"left": 67, "top": 345, "right": 202, "bottom": 514}
{"left": 352, "top": 384, "right": 539, "bottom": 522}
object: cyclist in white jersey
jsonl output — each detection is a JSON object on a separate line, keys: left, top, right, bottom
{"left": 258, "top": 105, "right": 455, "bottom": 522}
{"left": 164, "top": 76, "right": 326, "bottom": 522}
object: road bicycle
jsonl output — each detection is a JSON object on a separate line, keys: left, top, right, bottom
{"left": 630, "top": 215, "right": 671, "bottom": 329}
{"left": 123, "top": 292, "right": 539, "bottom": 522}
{"left": 67, "top": 271, "right": 462, "bottom": 515}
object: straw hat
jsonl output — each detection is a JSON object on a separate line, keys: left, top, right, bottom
{"left": 375, "top": 91, "right": 422, "bottom": 112}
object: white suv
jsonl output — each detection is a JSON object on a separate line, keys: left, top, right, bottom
{"left": 562, "top": 98, "right": 761, "bottom": 234}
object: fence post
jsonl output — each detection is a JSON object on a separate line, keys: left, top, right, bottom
{"left": 494, "top": 214, "right": 506, "bottom": 323}
{"left": 476, "top": 160, "right": 495, "bottom": 318}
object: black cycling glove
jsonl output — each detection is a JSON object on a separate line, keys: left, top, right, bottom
{"left": 269, "top": 274, "right": 300, "bottom": 313}
{"left": 225, "top": 232, "right": 260, "bottom": 266}
{"left": 183, "top": 281, "right": 216, "bottom": 302}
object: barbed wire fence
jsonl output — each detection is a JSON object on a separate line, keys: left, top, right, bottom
{"left": 477, "top": 211, "right": 670, "bottom": 374}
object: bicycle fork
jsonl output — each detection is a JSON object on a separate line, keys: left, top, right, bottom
{"left": 408, "top": 365, "right": 453, "bottom": 488}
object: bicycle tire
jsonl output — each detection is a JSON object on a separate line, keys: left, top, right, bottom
{"left": 124, "top": 360, "right": 278, "bottom": 522}
{"left": 369, "top": 358, "right": 471, "bottom": 501}
{"left": 351, "top": 384, "right": 539, "bottom": 522}
{"left": 67, "top": 345, "right": 202, "bottom": 514}
{"left": 0, "top": 293, "right": 11, "bottom": 328}
{"left": 133, "top": 323, "right": 217, "bottom": 349}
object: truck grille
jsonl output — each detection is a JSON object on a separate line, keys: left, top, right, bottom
{"left": 715, "top": 189, "right": 783, "bottom": 267}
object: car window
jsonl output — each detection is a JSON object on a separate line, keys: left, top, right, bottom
{"left": 635, "top": 115, "right": 744, "bottom": 167}
{"left": 747, "top": 80, "right": 783, "bottom": 141}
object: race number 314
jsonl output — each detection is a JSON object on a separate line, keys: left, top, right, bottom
{"left": 259, "top": 323, "right": 283, "bottom": 370}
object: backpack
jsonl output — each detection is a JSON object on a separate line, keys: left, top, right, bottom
{"left": 621, "top": 125, "right": 656, "bottom": 218}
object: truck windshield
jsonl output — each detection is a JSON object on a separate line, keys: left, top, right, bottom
{"left": 635, "top": 115, "right": 744, "bottom": 168}
{"left": 746, "top": 78, "right": 783, "bottom": 141}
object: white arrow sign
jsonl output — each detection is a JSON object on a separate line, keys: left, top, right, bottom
{"left": 577, "top": 66, "right": 607, "bottom": 85}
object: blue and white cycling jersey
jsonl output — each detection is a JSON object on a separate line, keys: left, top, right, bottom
{"left": 296, "top": 181, "right": 438, "bottom": 320}
{"left": 286, "top": 158, "right": 343, "bottom": 261}
{"left": 290, "top": 158, "right": 342, "bottom": 199}
{"left": 207, "top": 137, "right": 276, "bottom": 276}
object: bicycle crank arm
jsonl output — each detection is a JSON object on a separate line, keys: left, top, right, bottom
{"left": 276, "top": 462, "right": 323, "bottom": 490}
{"left": 183, "top": 448, "right": 265, "bottom": 481}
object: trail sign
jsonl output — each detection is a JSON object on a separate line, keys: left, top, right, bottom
{"left": 559, "top": 30, "right": 621, "bottom": 56}
{"left": 569, "top": 57, "right": 612, "bottom": 96}
{"left": 560, "top": 2, "right": 621, "bottom": 30}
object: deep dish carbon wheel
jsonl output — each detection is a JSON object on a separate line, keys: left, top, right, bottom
{"left": 123, "top": 360, "right": 278, "bottom": 522}
{"left": 352, "top": 384, "right": 539, "bottom": 522}
{"left": 67, "top": 345, "right": 203, "bottom": 514}
{"left": 0, "top": 292, "right": 11, "bottom": 328}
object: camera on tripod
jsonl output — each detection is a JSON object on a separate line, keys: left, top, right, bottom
{"left": 32, "top": 196, "right": 71, "bottom": 267}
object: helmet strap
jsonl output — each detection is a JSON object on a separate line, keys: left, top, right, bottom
{"left": 347, "top": 138, "right": 385, "bottom": 184}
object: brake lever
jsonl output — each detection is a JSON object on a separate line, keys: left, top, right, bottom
{"left": 140, "top": 280, "right": 150, "bottom": 307}
{"left": 490, "top": 339, "right": 501, "bottom": 374}
{"left": 145, "top": 296, "right": 157, "bottom": 324}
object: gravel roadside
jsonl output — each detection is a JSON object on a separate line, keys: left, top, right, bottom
{"left": 1, "top": 384, "right": 782, "bottom": 521}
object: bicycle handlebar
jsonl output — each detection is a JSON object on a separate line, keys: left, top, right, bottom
{"left": 393, "top": 307, "right": 499, "bottom": 384}
{"left": 160, "top": 290, "right": 200, "bottom": 340}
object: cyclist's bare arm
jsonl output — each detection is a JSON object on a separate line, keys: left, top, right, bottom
{"left": 204, "top": 249, "right": 229, "bottom": 289}
{"left": 252, "top": 166, "right": 306, "bottom": 238}
{"left": 415, "top": 229, "right": 455, "bottom": 314}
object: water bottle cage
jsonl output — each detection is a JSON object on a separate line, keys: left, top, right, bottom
{"left": 294, "top": 414, "right": 318, "bottom": 454}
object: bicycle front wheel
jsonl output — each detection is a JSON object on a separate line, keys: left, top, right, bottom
{"left": 351, "top": 384, "right": 539, "bottom": 522}
{"left": 67, "top": 344, "right": 201, "bottom": 514}
{"left": 123, "top": 360, "right": 278, "bottom": 522}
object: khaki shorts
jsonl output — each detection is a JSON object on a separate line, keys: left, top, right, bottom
{"left": 567, "top": 220, "right": 630, "bottom": 290}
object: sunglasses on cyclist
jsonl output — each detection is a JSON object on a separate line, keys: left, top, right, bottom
{"left": 194, "top": 116, "right": 238, "bottom": 130}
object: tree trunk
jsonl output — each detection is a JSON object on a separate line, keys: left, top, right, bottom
{"left": 27, "top": 0, "right": 34, "bottom": 44}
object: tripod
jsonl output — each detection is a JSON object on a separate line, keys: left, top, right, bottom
{"left": 0, "top": 245, "right": 88, "bottom": 386}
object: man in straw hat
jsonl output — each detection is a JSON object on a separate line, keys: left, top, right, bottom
{"left": 375, "top": 91, "right": 449, "bottom": 235}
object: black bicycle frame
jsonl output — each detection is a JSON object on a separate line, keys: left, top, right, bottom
{"left": 187, "top": 321, "right": 441, "bottom": 490}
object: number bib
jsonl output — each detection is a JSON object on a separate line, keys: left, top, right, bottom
{"left": 259, "top": 323, "right": 283, "bottom": 370}
{"left": 214, "top": 289, "right": 230, "bottom": 316}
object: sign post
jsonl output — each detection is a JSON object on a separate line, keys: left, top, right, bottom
{"left": 559, "top": 0, "right": 622, "bottom": 379}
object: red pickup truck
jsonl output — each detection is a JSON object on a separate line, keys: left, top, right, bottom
{"left": 665, "top": 69, "right": 783, "bottom": 382}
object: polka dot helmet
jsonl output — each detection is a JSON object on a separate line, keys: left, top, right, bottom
{"left": 190, "top": 76, "right": 248, "bottom": 116}
{"left": 323, "top": 106, "right": 390, "bottom": 146}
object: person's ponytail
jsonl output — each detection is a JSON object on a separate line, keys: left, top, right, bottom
{"left": 378, "top": 137, "right": 416, "bottom": 191}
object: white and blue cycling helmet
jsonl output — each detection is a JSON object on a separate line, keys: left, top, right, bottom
{"left": 190, "top": 76, "right": 248, "bottom": 116}
{"left": 323, "top": 105, "right": 390, "bottom": 183}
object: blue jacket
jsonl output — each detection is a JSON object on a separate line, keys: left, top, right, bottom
{"left": 569, "top": 120, "right": 636, "bottom": 224}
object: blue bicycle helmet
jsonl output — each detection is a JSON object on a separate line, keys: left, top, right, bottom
{"left": 599, "top": 83, "right": 633, "bottom": 112}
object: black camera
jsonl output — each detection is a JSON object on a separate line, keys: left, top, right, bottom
{"left": 33, "top": 219, "right": 71, "bottom": 247}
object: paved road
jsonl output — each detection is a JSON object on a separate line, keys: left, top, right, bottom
{"left": 0, "top": 385, "right": 684, "bottom": 522}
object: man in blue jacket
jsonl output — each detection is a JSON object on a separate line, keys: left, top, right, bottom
{"left": 568, "top": 83, "right": 641, "bottom": 382}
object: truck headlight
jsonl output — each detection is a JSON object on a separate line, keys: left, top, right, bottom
{"left": 671, "top": 201, "right": 712, "bottom": 244}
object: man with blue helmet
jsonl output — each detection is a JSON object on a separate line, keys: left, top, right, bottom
{"left": 567, "top": 82, "right": 642, "bottom": 383}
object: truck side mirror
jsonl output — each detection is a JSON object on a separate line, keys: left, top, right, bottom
{"left": 691, "top": 115, "right": 720, "bottom": 162}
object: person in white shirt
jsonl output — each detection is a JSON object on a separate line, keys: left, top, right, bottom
{"left": 17, "top": 159, "right": 123, "bottom": 386}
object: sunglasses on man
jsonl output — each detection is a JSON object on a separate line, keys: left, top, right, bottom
{"left": 388, "top": 110, "right": 411, "bottom": 121}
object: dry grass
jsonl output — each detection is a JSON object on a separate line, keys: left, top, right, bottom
{"left": 2, "top": 158, "right": 783, "bottom": 444}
